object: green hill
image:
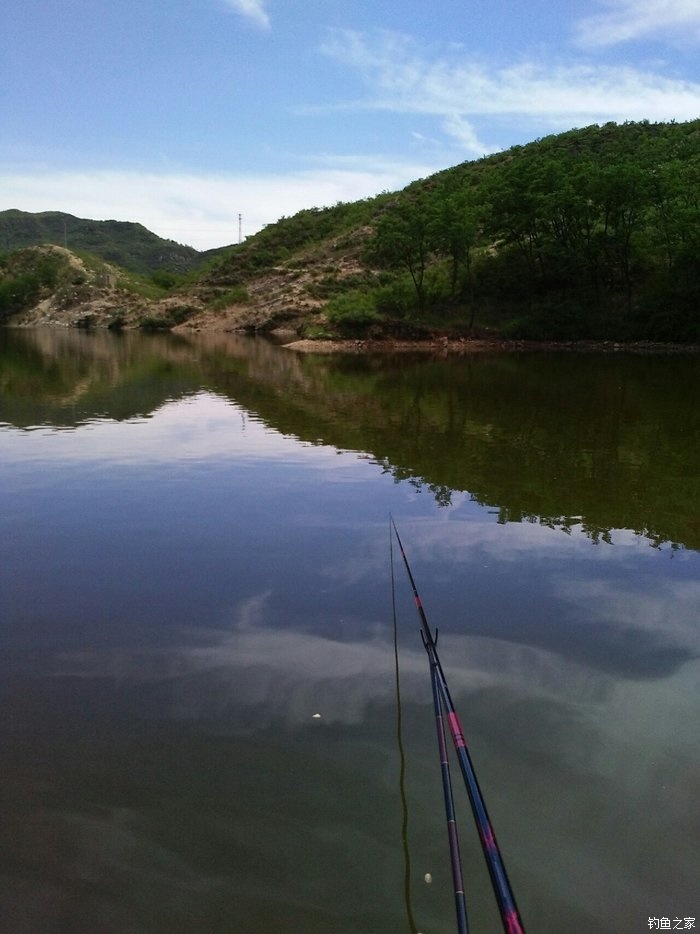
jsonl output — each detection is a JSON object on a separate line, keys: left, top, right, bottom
{"left": 2, "top": 119, "right": 699, "bottom": 342}
{"left": 0, "top": 209, "right": 230, "bottom": 276}
{"left": 195, "top": 118, "right": 700, "bottom": 343}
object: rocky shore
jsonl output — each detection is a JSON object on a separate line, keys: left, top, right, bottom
{"left": 284, "top": 337, "right": 700, "bottom": 355}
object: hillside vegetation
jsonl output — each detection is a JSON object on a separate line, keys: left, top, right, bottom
{"left": 0, "top": 209, "right": 230, "bottom": 276}
{"left": 198, "top": 118, "right": 699, "bottom": 342}
{"left": 2, "top": 120, "right": 699, "bottom": 342}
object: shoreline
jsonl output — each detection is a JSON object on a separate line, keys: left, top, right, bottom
{"left": 284, "top": 336, "right": 700, "bottom": 355}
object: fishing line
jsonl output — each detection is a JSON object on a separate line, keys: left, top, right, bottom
{"left": 390, "top": 519, "right": 420, "bottom": 934}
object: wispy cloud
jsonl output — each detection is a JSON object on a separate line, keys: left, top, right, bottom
{"left": 54, "top": 606, "right": 610, "bottom": 729}
{"left": 223, "top": 0, "right": 270, "bottom": 30}
{"left": 575, "top": 0, "right": 700, "bottom": 48}
{"left": 321, "top": 29, "right": 700, "bottom": 156}
{"left": 0, "top": 159, "right": 436, "bottom": 250}
{"left": 557, "top": 578, "right": 700, "bottom": 658}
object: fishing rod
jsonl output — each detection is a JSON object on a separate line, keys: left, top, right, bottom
{"left": 391, "top": 521, "right": 469, "bottom": 934}
{"left": 429, "top": 650, "right": 470, "bottom": 934}
{"left": 390, "top": 516, "right": 525, "bottom": 934}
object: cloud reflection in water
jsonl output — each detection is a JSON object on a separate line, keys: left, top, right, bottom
{"left": 52, "top": 587, "right": 613, "bottom": 733}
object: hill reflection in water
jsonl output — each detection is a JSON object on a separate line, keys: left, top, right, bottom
{"left": 1, "top": 327, "right": 698, "bottom": 550}
{"left": 1, "top": 328, "right": 699, "bottom": 933}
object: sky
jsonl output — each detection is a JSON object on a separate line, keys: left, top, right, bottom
{"left": 2, "top": 0, "right": 700, "bottom": 250}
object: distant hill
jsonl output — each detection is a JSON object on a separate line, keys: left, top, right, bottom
{"left": 0, "top": 209, "right": 231, "bottom": 276}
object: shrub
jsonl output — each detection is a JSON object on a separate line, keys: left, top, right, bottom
{"left": 325, "top": 291, "right": 380, "bottom": 335}
{"left": 208, "top": 285, "right": 250, "bottom": 310}
{"left": 139, "top": 304, "right": 196, "bottom": 329}
{"left": 373, "top": 278, "right": 416, "bottom": 317}
{"left": 150, "top": 269, "right": 184, "bottom": 290}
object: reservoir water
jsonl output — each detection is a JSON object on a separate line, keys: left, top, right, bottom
{"left": 1, "top": 328, "right": 698, "bottom": 933}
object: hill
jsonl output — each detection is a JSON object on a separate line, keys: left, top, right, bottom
{"left": 2, "top": 119, "right": 699, "bottom": 342}
{"left": 0, "top": 209, "right": 230, "bottom": 276}
{"left": 187, "top": 118, "right": 700, "bottom": 343}
{"left": 0, "top": 244, "right": 205, "bottom": 329}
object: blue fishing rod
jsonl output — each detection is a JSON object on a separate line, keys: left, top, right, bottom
{"left": 391, "top": 516, "right": 525, "bottom": 934}
{"left": 391, "top": 520, "right": 469, "bottom": 934}
{"left": 429, "top": 651, "right": 470, "bottom": 933}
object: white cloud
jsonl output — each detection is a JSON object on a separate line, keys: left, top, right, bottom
{"left": 223, "top": 0, "right": 270, "bottom": 30}
{"left": 442, "top": 114, "right": 490, "bottom": 156}
{"left": 0, "top": 159, "right": 435, "bottom": 250}
{"left": 322, "top": 30, "right": 700, "bottom": 154}
{"left": 54, "top": 602, "right": 610, "bottom": 729}
{"left": 575, "top": 0, "right": 700, "bottom": 48}
{"left": 0, "top": 390, "right": 383, "bottom": 467}
{"left": 556, "top": 577, "right": 700, "bottom": 656}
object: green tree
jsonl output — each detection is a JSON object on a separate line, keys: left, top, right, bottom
{"left": 595, "top": 163, "right": 650, "bottom": 310}
{"left": 432, "top": 178, "right": 481, "bottom": 323}
{"left": 368, "top": 193, "right": 436, "bottom": 313}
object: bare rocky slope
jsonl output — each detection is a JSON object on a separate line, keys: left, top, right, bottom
{"left": 2, "top": 245, "right": 192, "bottom": 329}
{"left": 3, "top": 225, "right": 372, "bottom": 335}
{"left": 174, "top": 223, "right": 374, "bottom": 335}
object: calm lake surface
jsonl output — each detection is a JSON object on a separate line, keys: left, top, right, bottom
{"left": 0, "top": 328, "right": 698, "bottom": 934}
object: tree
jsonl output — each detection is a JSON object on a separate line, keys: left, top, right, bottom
{"left": 432, "top": 178, "right": 481, "bottom": 322}
{"left": 595, "top": 163, "right": 650, "bottom": 311}
{"left": 368, "top": 193, "right": 436, "bottom": 313}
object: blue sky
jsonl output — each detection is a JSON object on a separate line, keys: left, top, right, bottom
{"left": 2, "top": 0, "right": 699, "bottom": 249}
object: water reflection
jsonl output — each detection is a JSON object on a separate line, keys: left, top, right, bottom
{"left": 1, "top": 328, "right": 699, "bottom": 933}
{"left": 1, "top": 327, "right": 698, "bottom": 550}
{"left": 48, "top": 612, "right": 614, "bottom": 732}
